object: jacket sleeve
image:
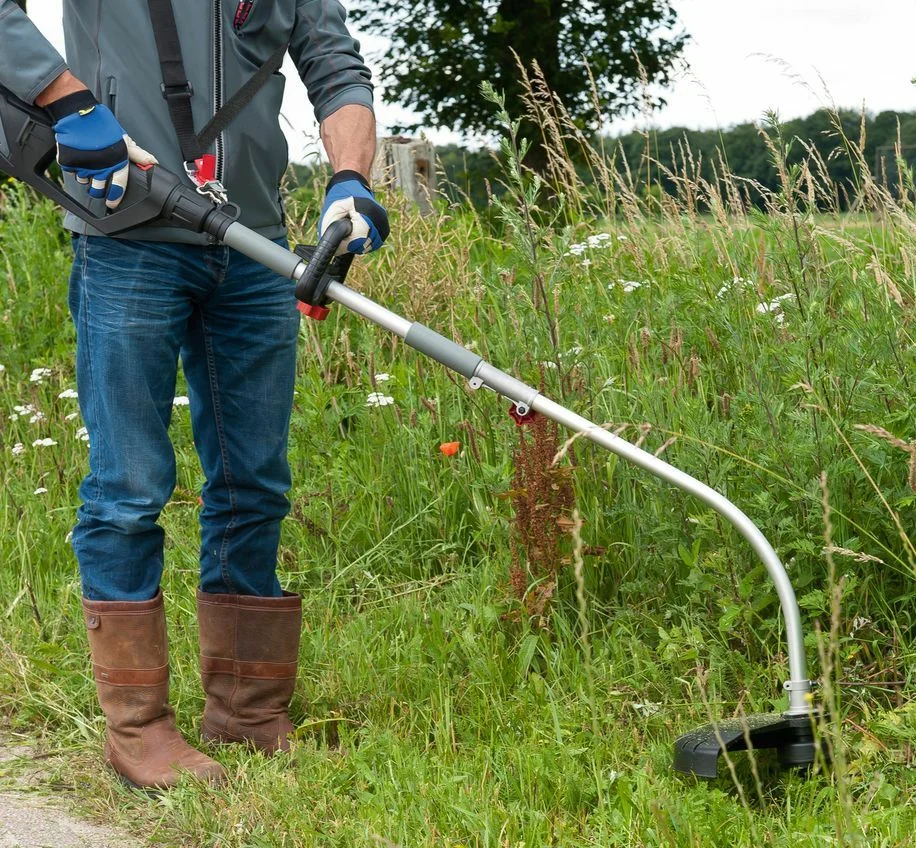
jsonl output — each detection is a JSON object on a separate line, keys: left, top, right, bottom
{"left": 288, "top": 0, "right": 374, "bottom": 124}
{"left": 0, "top": 1, "right": 68, "bottom": 103}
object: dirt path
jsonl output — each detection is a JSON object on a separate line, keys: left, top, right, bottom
{"left": 0, "top": 736, "right": 143, "bottom": 848}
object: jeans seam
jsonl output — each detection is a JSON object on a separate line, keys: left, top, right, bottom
{"left": 79, "top": 238, "right": 103, "bottom": 513}
{"left": 200, "top": 312, "right": 239, "bottom": 593}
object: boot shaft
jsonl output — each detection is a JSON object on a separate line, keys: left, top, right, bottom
{"left": 83, "top": 590, "right": 171, "bottom": 719}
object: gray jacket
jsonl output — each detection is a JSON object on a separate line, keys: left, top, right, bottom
{"left": 0, "top": 0, "right": 374, "bottom": 242}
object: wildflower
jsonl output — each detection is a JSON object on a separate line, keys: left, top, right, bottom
{"left": 539, "top": 360, "right": 558, "bottom": 369}
{"left": 29, "top": 367, "right": 52, "bottom": 383}
{"left": 757, "top": 293, "right": 793, "bottom": 325}
{"left": 717, "top": 276, "right": 754, "bottom": 299}
{"left": 33, "top": 487, "right": 48, "bottom": 495}
{"left": 0, "top": 363, "right": 5, "bottom": 372}
{"left": 439, "top": 441, "right": 460, "bottom": 457}
{"left": 65, "top": 411, "right": 80, "bottom": 421}
{"left": 366, "top": 392, "right": 394, "bottom": 407}
{"left": 11, "top": 442, "right": 24, "bottom": 456}
{"left": 76, "top": 427, "right": 89, "bottom": 442}
{"left": 374, "top": 373, "right": 391, "bottom": 382}
{"left": 586, "top": 233, "right": 611, "bottom": 248}
{"left": 603, "top": 313, "right": 615, "bottom": 324}
{"left": 58, "top": 388, "right": 79, "bottom": 399}
{"left": 173, "top": 395, "right": 190, "bottom": 407}
{"left": 850, "top": 615, "right": 872, "bottom": 634}
{"left": 32, "top": 438, "right": 57, "bottom": 447}
{"left": 580, "top": 259, "right": 592, "bottom": 268}
{"left": 631, "top": 701, "right": 661, "bottom": 717}
{"left": 10, "top": 404, "right": 41, "bottom": 422}
{"left": 616, "top": 234, "right": 628, "bottom": 241}
{"left": 566, "top": 345, "right": 583, "bottom": 356}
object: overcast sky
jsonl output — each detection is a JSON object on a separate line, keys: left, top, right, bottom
{"left": 26, "top": 0, "right": 916, "bottom": 161}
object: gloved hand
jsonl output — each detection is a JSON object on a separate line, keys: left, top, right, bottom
{"left": 45, "top": 89, "right": 157, "bottom": 210}
{"left": 319, "top": 170, "right": 390, "bottom": 256}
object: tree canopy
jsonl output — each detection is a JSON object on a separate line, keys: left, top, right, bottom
{"left": 349, "top": 0, "right": 688, "bottom": 139}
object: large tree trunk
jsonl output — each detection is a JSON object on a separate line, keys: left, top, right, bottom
{"left": 493, "top": 0, "right": 564, "bottom": 172}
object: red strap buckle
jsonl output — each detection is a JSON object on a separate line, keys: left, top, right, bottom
{"left": 191, "top": 154, "right": 217, "bottom": 186}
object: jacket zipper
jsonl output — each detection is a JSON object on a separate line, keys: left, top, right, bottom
{"left": 212, "top": 0, "right": 225, "bottom": 182}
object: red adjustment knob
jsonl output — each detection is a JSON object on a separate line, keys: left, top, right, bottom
{"left": 297, "top": 301, "right": 330, "bottom": 320}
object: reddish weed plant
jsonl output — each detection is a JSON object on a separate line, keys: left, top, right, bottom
{"left": 509, "top": 412, "right": 575, "bottom": 623}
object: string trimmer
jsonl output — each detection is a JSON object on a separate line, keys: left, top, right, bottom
{"left": 0, "top": 85, "right": 825, "bottom": 779}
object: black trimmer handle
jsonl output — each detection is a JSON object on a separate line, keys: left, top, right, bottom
{"left": 0, "top": 84, "right": 234, "bottom": 238}
{"left": 294, "top": 218, "right": 353, "bottom": 306}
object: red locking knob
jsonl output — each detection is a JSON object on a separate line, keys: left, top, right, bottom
{"left": 297, "top": 301, "right": 330, "bottom": 320}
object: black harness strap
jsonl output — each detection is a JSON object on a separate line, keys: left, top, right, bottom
{"left": 146, "top": 0, "right": 201, "bottom": 162}
{"left": 145, "top": 0, "right": 288, "bottom": 164}
{"left": 196, "top": 40, "right": 288, "bottom": 152}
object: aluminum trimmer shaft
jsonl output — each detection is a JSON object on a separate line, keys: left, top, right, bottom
{"left": 217, "top": 217, "right": 816, "bottom": 718}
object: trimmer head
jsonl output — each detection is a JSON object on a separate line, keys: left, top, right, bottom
{"left": 673, "top": 712, "right": 825, "bottom": 778}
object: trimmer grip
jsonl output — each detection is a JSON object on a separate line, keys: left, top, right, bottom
{"left": 294, "top": 218, "right": 353, "bottom": 305}
{"left": 0, "top": 84, "right": 226, "bottom": 237}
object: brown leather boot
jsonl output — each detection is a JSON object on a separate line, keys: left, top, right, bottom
{"left": 197, "top": 590, "right": 302, "bottom": 754}
{"left": 82, "top": 591, "right": 225, "bottom": 789}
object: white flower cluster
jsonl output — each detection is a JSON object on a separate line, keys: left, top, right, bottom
{"left": 756, "top": 292, "right": 795, "bottom": 325}
{"left": 716, "top": 275, "right": 754, "bottom": 299}
{"left": 29, "top": 367, "right": 52, "bottom": 384}
{"left": 32, "top": 438, "right": 57, "bottom": 447}
{"left": 76, "top": 426, "right": 89, "bottom": 442}
{"left": 565, "top": 232, "right": 615, "bottom": 267}
{"left": 366, "top": 392, "right": 394, "bottom": 407}
{"left": 9, "top": 404, "right": 44, "bottom": 424}
{"left": 173, "top": 395, "right": 190, "bottom": 407}
{"left": 609, "top": 279, "right": 646, "bottom": 293}
{"left": 374, "top": 373, "right": 391, "bottom": 382}
{"left": 58, "top": 388, "right": 78, "bottom": 399}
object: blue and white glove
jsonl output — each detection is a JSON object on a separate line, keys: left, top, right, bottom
{"left": 319, "top": 170, "right": 390, "bottom": 256}
{"left": 46, "top": 90, "right": 157, "bottom": 210}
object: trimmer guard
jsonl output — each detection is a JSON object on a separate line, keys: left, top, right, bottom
{"left": 673, "top": 712, "right": 823, "bottom": 778}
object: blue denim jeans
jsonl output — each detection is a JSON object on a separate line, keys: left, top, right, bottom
{"left": 68, "top": 235, "right": 300, "bottom": 601}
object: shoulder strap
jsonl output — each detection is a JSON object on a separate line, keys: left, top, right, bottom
{"left": 146, "top": 0, "right": 202, "bottom": 162}
{"left": 195, "top": 40, "right": 288, "bottom": 152}
{"left": 145, "top": 0, "right": 288, "bottom": 164}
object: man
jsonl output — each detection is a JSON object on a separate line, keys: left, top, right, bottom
{"left": 0, "top": 0, "right": 388, "bottom": 788}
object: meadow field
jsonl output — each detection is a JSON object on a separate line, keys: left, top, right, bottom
{"left": 1, "top": 110, "right": 915, "bottom": 845}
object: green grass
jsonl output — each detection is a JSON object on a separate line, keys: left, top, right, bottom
{"left": 1, "top": 119, "right": 916, "bottom": 848}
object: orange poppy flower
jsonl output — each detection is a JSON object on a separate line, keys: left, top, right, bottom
{"left": 439, "top": 441, "right": 460, "bottom": 457}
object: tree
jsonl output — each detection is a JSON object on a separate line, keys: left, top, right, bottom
{"left": 350, "top": 1, "right": 687, "bottom": 148}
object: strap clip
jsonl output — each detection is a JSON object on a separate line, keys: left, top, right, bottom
{"left": 184, "top": 155, "right": 228, "bottom": 205}
{"left": 160, "top": 81, "right": 194, "bottom": 99}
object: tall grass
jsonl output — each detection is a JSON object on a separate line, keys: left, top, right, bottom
{"left": 0, "top": 76, "right": 914, "bottom": 845}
